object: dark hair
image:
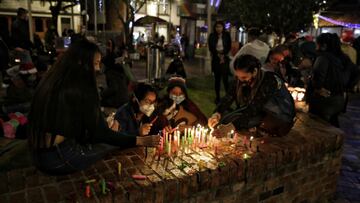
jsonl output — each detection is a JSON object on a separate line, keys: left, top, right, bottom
{"left": 213, "top": 21, "right": 225, "bottom": 34}
{"left": 247, "top": 28, "right": 261, "bottom": 38}
{"left": 317, "top": 32, "right": 350, "bottom": 66}
{"left": 166, "top": 76, "right": 188, "bottom": 98}
{"left": 106, "top": 38, "right": 116, "bottom": 54}
{"left": 17, "top": 8, "right": 27, "bottom": 17}
{"left": 233, "top": 54, "right": 261, "bottom": 73}
{"left": 274, "top": 44, "right": 290, "bottom": 53}
{"left": 316, "top": 33, "right": 342, "bottom": 55}
{"left": 265, "top": 48, "right": 283, "bottom": 63}
{"left": 131, "top": 83, "right": 157, "bottom": 113}
{"left": 28, "top": 40, "right": 101, "bottom": 149}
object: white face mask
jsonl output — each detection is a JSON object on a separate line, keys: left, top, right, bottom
{"left": 139, "top": 104, "right": 155, "bottom": 117}
{"left": 134, "top": 94, "right": 155, "bottom": 117}
{"left": 170, "top": 94, "right": 185, "bottom": 105}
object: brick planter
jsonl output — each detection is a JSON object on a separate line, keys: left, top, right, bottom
{"left": 0, "top": 112, "right": 343, "bottom": 203}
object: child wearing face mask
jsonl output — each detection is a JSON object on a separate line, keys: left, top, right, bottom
{"left": 161, "top": 77, "right": 207, "bottom": 131}
{"left": 112, "top": 83, "right": 170, "bottom": 136}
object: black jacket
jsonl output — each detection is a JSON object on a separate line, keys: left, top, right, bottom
{"left": 208, "top": 32, "right": 231, "bottom": 59}
{"left": 11, "top": 18, "right": 32, "bottom": 50}
{"left": 215, "top": 71, "right": 295, "bottom": 130}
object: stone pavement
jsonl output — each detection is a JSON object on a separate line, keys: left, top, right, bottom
{"left": 336, "top": 94, "right": 360, "bottom": 202}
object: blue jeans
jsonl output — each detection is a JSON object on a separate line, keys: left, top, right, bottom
{"left": 33, "top": 139, "right": 117, "bottom": 175}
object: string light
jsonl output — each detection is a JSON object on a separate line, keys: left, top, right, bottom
{"left": 318, "top": 15, "right": 360, "bottom": 29}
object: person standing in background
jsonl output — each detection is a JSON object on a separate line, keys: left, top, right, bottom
{"left": 11, "top": 8, "right": 32, "bottom": 51}
{"left": 208, "top": 21, "right": 232, "bottom": 104}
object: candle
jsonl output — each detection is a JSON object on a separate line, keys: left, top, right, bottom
{"left": 177, "top": 131, "right": 180, "bottom": 147}
{"left": 132, "top": 174, "right": 147, "bottom": 180}
{"left": 230, "top": 130, "right": 234, "bottom": 139}
{"left": 160, "top": 136, "right": 164, "bottom": 151}
{"left": 118, "top": 162, "right": 122, "bottom": 175}
{"left": 243, "top": 153, "right": 250, "bottom": 159}
{"left": 85, "top": 185, "right": 91, "bottom": 197}
{"left": 101, "top": 179, "right": 106, "bottom": 194}
{"left": 85, "top": 179, "right": 96, "bottom": 184}
{"left": 168, "top": 141, "right": 172, "bottom": 156}
{"left": 250, "top": 136, "right": 254, "bottom": 148}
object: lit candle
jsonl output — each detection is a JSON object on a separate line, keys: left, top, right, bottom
{"left": 118, "top": 162, "right": 122, "bottom": 175}
{"left": 250, "top": 136, "right": 254, "bottom": 148}
{"left": 243, "top": 153, "right": 250, "bottom": 159}
{"left": 101, "top": 179, "right": 106, "bottom": 194}
{"left": 177, "top": 131, "right": 180, "bottom": 147}
{"left": 297, "top": 91, "right": 305, "bottom": 101}
{"left": 85, "top": 185, "right": 91, "bottom": 197}
{"left": 165, "top": 132, "right": 168, "bottom": 145}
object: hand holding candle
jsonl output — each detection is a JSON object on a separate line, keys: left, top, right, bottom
{"left": 139, "top": 123, "right": 152, "bottom": 136}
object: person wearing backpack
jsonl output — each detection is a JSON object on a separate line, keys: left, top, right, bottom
{"left": 208, "top": 55, "right": 295, "bottom": 137}
{"left": 307, "top": 33, "right": 353, "bottom": 127}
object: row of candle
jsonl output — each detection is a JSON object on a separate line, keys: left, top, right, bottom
{"left": 159, "top": 125, "right": 217, "bottom": 156}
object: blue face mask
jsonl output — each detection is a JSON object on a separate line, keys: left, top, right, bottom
{"left": 170, "top": 94, "right": 185, "bottom": 105}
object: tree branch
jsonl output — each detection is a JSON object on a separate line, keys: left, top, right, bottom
{"left": 135, "top": 0, "right": 147, "bottom": 13}
{"left": 62, "top": 3, "right": 77, "bottom": 10}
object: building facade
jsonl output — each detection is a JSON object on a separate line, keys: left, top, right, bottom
{"left": 0, "top": 0, "right": 81, "bottom": 43}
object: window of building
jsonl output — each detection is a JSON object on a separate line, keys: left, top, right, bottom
{"left": 158, "top": 0, "right": 170, "bottom": 15}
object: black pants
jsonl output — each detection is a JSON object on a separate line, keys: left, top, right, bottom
{"left": 309, "top": 94, "right": 345, "bottom": 127}
{"left": 212, "top": 60, "right": 229, "bottom": 100}
{"left": 33, "top": 139, "right": 117, "bottom": 175}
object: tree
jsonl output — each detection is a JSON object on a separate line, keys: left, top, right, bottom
{"left": 219, "top": 0, "right": 334, "bottom": 35}
{"left": 114, "top": 0, "right": 147, "bottom": 49}
{"left": 40, "top": 0, "right": 79, "bottom": 31}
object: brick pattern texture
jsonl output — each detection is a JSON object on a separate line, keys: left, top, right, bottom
{"left": 0, "top": 112, "right": 344, "bottom": 203}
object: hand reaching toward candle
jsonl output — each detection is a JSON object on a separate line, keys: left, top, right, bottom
{"left": 136, "top": 135, "right": 160, "bottom": 147}
{"left": 208, "top": 113, "right": 221, "bottom": 128}
{"left": 139, "top": 123, "right": 152, "bottom": 136}
{"left": 163, "top": 125, "right": 172, "bottom": 134}
{"left": 177, "top": 123, "right": 189, "bottom": 132}
{"left": 212, "top": 123, "right": 236, "bottom": 138}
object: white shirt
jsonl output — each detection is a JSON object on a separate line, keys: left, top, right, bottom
{"left": 230, "top": 39, "right": 270, "bottom": 74}
{"left": 216, "top": 36, "right": 224, "bottom": 52}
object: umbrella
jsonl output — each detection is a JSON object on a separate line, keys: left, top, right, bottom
{"left": 134, "top": 15, "right": 168, "bottom": 26}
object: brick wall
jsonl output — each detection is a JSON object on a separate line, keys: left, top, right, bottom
{"left": 0, "top": 112, "right": 343, "bottom": 203}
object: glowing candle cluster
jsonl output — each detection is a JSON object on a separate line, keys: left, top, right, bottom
{"left": 288, "top": 87, "right": 306, "bottom": 101}
{"left": 159, "top": 124, "right": 216, "bottom": 157}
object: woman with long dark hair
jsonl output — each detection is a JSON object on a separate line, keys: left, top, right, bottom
{"left": 28, "top": 40, "right": 159, "bottom": 175}
{"left": 307, "top": 33, "right": 350, "bottom": 127}
{"left": 208, "top": 21, "right": 232, "bottom": 104}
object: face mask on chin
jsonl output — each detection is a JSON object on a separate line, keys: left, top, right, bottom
{"left": 169, "top": 94, "right": 186, "bottom": 105}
